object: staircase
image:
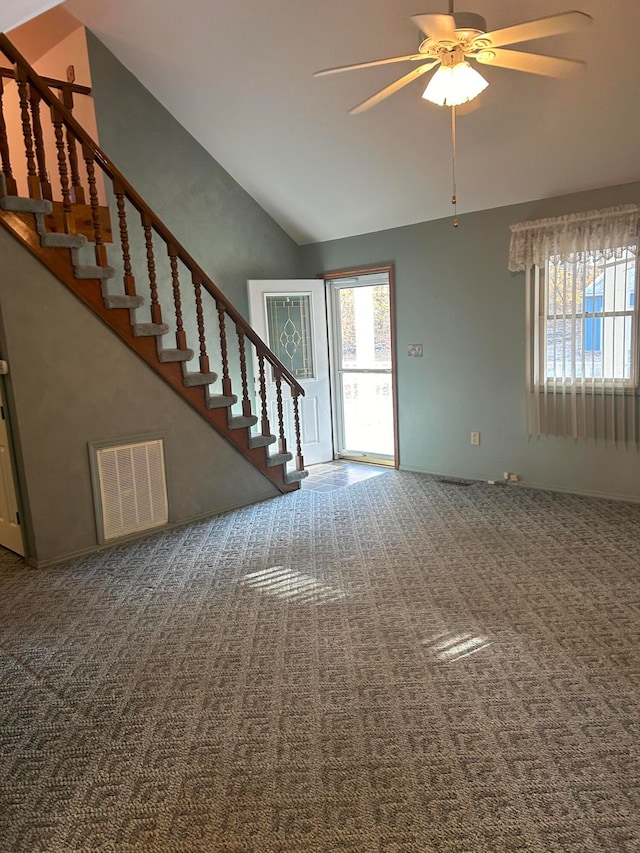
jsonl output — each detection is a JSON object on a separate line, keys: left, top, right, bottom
{"left": 0, "top": 34, "right": 308, "bottom": 494}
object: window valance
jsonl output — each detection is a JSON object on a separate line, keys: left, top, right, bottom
{"left": 508, "top": 204, "right": 640, "bottom": 272}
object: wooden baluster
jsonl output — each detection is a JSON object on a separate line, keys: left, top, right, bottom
{"left": 167, "top": 243, "right": 187, "bottom": 350}
{"left": 192, "top": 274, "right": 210, "bottom": 374}
{"left": 28, "top": 88, "right": 51, "bottom": 200}
{"left": 275, "top": 369, "right": 287, "bottom": 455}
{"left": 51, "top": 105, "right": 74, "bottom": 233}
{"left": 113, "top": 180, "right": 136, "bottom": 296}
{"left": 216, "top": 300, "right": 232, "bottom": 396}
{"left": 141, "top": 213, "right": 162, "bottom": 324}
{"left": 82, "top": 143, "right": 106, "bottom": 261}
{"left": 61, "top": 84, "right": 84, "bottom": 203}
{"left": 16, "top": 70, "right": 39, "bottom": 198}
{"left": 0, "top": 76, "right": 18, "bottom": 195}
{"left": 258, "top": 353, "right": 271, "bottom": 437}
{"left": 236, "top": 329, "right": 252, "bottom": 417}
{"left": 293, "top": 390, "right": 304, "bottom": 471}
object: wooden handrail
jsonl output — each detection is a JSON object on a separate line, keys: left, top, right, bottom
{"left": 0, "top": 65, "right": 91, "bottom": 95}
{"left": 0, "top": 33, "right": 305, "bottom": 397}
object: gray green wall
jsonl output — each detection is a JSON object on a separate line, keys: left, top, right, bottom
{"left": 0, "top": 227, "right": 278, "bottom": 566}
{"left": 300, "top": 181, "right": 640, "bottom": 501}
{"left": 85, "top": 31, "right": 300, "bottom": 318}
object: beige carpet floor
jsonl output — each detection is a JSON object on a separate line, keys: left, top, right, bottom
{"left": 1, "top": 471, "right": 639, "bottom": 852}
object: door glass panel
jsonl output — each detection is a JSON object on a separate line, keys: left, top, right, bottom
{"left": 338, "top": 285, "right": 391, "bottom": 370}
{"left": 340, "top": 371, "right": 394, "bottom": 456}
{"left": 265, "top": 293, "right": 314, "bottom": 379}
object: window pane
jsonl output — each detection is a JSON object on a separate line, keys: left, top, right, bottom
{"left": 601, "top": 316, "right": 633, "bottom": 380}
{"left": 266, "top": 294, "right": 314, "bottom": 379}
{"left": 546, "top": 319, "right": 575, "bottom": 379}
{"left": 545, "top": 252, "right": 637, "bottom": 382}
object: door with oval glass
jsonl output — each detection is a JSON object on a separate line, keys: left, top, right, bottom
{"left": 247, "top": 280, "right": 333, "bottom": 466}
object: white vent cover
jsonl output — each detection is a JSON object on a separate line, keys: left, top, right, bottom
{"left": 95, "top": 439, "right": 168, "bottom": 541}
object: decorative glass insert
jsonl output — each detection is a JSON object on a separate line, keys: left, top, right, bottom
{"left": 265, "top": 294, "right": 314, "bottom": 379}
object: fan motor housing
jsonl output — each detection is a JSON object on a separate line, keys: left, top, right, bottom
{"left": 418, "top": 11, "right": 488, "bottom": 53}
{"left": 453, "top": 12, "right": 487, "bottom": 38}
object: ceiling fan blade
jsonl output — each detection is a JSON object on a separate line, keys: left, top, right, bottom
{"left": 411, "top": 13, "right": 456, "bottom": 42}
{"left": 479, "top": 11, "right": 592, "bottom": 49}
{"left": 475, "top": 48, "right": 585, "bottom": 77}
{"left": 314, "top": 54, "right": 429, "bottom": 77}
{"left": 349, "top": 61, "right": 438, "bottom": 114}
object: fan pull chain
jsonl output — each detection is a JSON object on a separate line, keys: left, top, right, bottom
{"left": 451, "top": 105, "right": 459, "bottom": 227}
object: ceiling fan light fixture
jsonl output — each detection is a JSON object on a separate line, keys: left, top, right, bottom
{"left": 422, "top": 61, "right": 489, "bottom": 106}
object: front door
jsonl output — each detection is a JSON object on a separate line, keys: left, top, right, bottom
{"left": 247, "top": 280, "right": 333, "bottom": 466}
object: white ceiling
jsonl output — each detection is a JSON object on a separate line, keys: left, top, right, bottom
{"left": 35, "top": 1, "right": 640, "bottom": 243}
{"left": 1, "top": 1, "right": 63, "bottom": 33}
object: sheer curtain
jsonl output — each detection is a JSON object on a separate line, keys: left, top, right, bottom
{"left": 509, "top": 205, "right": 640, "bottom": 445}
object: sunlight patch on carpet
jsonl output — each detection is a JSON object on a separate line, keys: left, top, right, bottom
{"left": 423, "top": 631, "right": 493, "bottom": 662}
{"left": 242, "top": 566, "right": 346, "bottom": 603}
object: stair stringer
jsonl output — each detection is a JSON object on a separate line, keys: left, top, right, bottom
{"left": 0, "top": 205, "right": 307, "bottom": 493}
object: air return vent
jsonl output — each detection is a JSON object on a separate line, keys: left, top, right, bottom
{"left": 93, "top": 438, "right": 168, "bottom": 541}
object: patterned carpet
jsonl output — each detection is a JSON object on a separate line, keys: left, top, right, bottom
{"left": 1, "top": 471, "right": 639, "bottom": 852}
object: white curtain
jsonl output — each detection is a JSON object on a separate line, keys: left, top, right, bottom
{"left": 510, "top": 205, "right": 640, "bottom": 446}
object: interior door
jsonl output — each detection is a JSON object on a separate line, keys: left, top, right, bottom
{"left": 247, "top": 280, "right": 333, "bottom": 466}
{"left": 0, "top": 384, "right": 24, "bottom": 556}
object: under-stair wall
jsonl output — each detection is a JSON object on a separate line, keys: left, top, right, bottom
{"left": 0, "top": 225, "right": 279, "bottom": 566}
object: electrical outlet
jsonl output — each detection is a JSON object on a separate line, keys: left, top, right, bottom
{"left": 471, "top": 431, "right": 480, "bottom": 446}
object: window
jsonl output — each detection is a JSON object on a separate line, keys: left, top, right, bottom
{"left": 509, "top": 204, "right": 640, "bottom": 443}
{"left": 542, "top": 250, "right": 637, "bottom": 385}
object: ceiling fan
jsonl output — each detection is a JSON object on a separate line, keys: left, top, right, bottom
{"left": 314, "top": 3, "right": 592, "bottom": 113}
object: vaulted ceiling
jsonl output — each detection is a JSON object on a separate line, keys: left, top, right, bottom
{"left": 10, "top": 1, "right": 640, "bottom": 243}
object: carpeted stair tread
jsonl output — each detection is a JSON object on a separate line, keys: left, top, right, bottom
{"left": 104, "top": 294, "right": 145, "bottom": 310}
{"left": 248, "top": 433, "right": 277, "bottom": 449}
{"left": 158, "top": 347, "right": 194, "bottom": 363}
{"left": 266, "top": 451, "right": 293, "bottom": 467}
{"left": 133, "top": 322, "right": 170, "bottom": 337}
{"left": 228, "top": 414, "right": 258, "bottom": 429}
{"left": 284, "top": 468, "right": 309, "bottom": 483}
{"left": 0, "top": 195, "right": 52, "bottom": 214}
{"left": 206, "top": 393, "right": 237, "bottom": 410}
{"left": 74, "top": 264, "right": 116, "bottom": 280}
{"left": 40, "top": 232, "right": 88, "bottom": 249}
{"left": 182, "top": 370, "right": 218, "bottom": 387}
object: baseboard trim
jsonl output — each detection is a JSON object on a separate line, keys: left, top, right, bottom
{"left": 398, "top": 465, "right": 640, "bottom": 505}
{"left": 26, "top": 489, "right": 279, "bottom": 568}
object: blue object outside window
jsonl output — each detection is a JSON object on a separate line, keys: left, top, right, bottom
{"left": 584, "top": 295, "right": 603, "bottom": 352}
